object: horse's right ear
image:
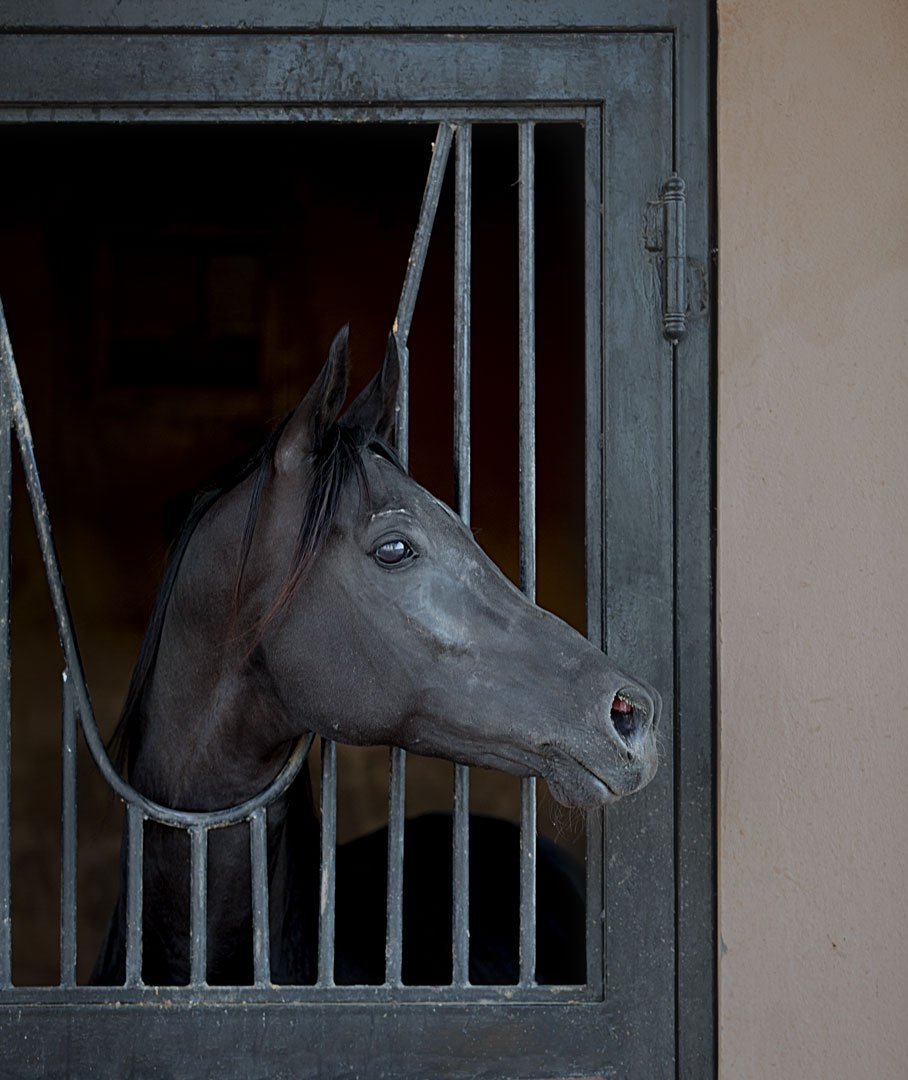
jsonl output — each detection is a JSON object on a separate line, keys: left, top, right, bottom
{"left": 339, "top": 332, "right": 401, "bottom": 443}
{"left": 276, "top": 324, "right": 350, "bottom": 473}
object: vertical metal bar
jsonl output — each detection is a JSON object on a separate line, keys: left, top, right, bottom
{"left": 60, "top": 672, "right": 77, "bottom": 987}
{"left": 318, "top": 738, "right": 337, "bottom": 987}
{"left": 585, "top": 810, "right": 604, "bottom": 990}
{"left": 453, "top": 123, "right": 472, "bottom": 525}
{"left": 0, "top": 361, "right": 11, "bottom": 990}
{"left": 387, "top": 124, "right": 453, "bottom": 988}
{"left": 189, "top": 825, "right": 207, "bottom": 988}
{"left": 385, "top": 745, "right": 406, "bottom": 987}
{"left": 394, "top": 121, "right": 454, "bottom": 469}
{"left": 452, "top": 761, "right": 470, "bottom": 988}
{"left": 518, "top": 122, "right": 537, "bottom": 602}
{"left": 518, "top": 121, "right": 538, "bottom": 987}
{"left": 583, "top": 120, "right": 604, "bottom": 648}
{"left": 452, "top": 122, "right": 473, "bottom": 989}
{"left": 519, "top": 779, "right": 537, "bottom": 986}
{"left": 584, "top": 106, "right": 606, "bottom": 993}
{"left": 125, "top": 804, "right": 144, "bottom": 987}
{"left": 249, "top": 807, "right": 270, "bottom": 988}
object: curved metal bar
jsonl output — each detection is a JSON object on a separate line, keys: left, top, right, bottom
{"left": 0, "top": 298, "right": 314, "bottom": 831}
{"left": 394, "top": 121, "right": 454, "bottom": 472}
{"left": 394, "top": 121, "right": 454, "bottom": 348}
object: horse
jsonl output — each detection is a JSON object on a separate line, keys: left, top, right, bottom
{"left": 92, "top": 327, "right": 660, "bottom": 987}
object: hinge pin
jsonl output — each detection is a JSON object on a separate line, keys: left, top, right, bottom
{"left": 661, "top": 173, "right": 686, "bottom": 343}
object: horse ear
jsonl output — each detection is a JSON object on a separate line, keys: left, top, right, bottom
{"left": 339, "top": 332, "right": 400, "bottom": 443}
{"left": 276, "top": 324, "right": 350, "bottom": 472}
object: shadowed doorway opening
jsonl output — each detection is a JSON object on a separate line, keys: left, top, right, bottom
{"left": 0, "top": 121, "right": 587, "bottom": 984}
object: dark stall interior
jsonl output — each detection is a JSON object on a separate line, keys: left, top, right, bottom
{"left": 0, "top": 121, "right": 588, "bottom": 984}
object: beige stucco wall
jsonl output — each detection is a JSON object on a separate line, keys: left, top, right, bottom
{"left": 718, "top": 0, "right": 908, "bottom": 1075}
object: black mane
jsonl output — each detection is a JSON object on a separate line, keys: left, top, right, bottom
{"left": 109, "top": 419, "right": 403, "bottom": 776}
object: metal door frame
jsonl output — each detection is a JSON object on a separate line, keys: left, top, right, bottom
{"left": 0, "top": 5, "right": 715, "bottom": 1078}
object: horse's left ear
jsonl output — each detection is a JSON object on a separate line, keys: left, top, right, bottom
{"left": 339, "top": 332, "right": 400, "bottom": 443}
{"left": 276, "top": 324, "right": 350, "bottom": 472}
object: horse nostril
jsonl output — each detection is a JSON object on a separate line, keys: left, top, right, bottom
{"left": 610, "top": 694, "right": 636, "bottom": 741}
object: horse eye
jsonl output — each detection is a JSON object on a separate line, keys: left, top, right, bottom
{"left": 372, "top": 539, "right": 416, "bottom": 567}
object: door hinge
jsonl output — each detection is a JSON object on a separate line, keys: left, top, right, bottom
{"left": 643, "top": 173, "right": 687, "bottom": 344}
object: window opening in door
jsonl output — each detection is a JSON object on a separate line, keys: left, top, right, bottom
{"left": 0, "top": 118, "right": 597, "bottom": 1000}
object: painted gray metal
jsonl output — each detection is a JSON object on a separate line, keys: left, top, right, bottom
{"left": 600, "top": 64, "right": 677, "bottom": 1072}
{"left": 0, "top": 372, "right": 10, "bottom": 992}
{"left": 644, "top": 176, "right": 691, "bottom": 343}
{"left": 0, "top": 33, "right": 673, "bottom": 107}
{"left": 124, "top": 804, "right": 143, "bottom": 986}
{"left": 60, "top": 676, "right": 78, "bottom": 988}
{"left": 451, "top": 123, "right": 472, "bottom": 991}
{"left": 250, "top": 807, "right": 271, "bottom": 987}
{"left": 662, "top": 175, "right": 689, "bottom": 343}
{"left": 318, "top": 740, "right": 338, "bottom": 988}
{"left": 0, "top": 1, "right": 681, "bottom": 31}
{"left": 0, "top": 6, "right": 715, "bottom": 1078}
{"left": 517, "top": 120, "right": 539, "bottom": 989}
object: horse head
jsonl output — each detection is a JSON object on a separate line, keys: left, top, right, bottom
{"left": 130, "top": 328, "right": 659, "bottom": 812}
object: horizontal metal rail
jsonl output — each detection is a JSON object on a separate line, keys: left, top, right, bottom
{"left": 0, "top": 981, "right": 597, "bottom": 1005}
{"left": 0, "top": 105, "right": 590, "bottom": 127}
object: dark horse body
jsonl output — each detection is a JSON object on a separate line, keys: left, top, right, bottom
{"left": 94, "top": 329, "right": 659, "bottom": 986}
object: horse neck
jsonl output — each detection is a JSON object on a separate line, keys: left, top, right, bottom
{"left": 125, "top": 635, "right": 325, "bottom": 983}
{"left": 130, "top": 599, "right": 298, "bottom": 811}
{"left": 112, "top": 525, "right": 325, "bottom": 983}
{"left": 125, "top": 629, "right": 322, "bottom": 984}
{"left": 127, "top": 768, "right": 320, "bottom": 987}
